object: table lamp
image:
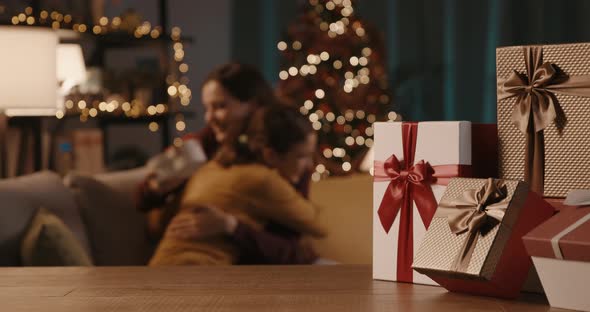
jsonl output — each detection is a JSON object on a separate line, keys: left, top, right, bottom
{"left": 56, "top": 43, "right": 86, "bottom": 111}
{"left": 0, "top": 26, "right": 58, "bottom": 177}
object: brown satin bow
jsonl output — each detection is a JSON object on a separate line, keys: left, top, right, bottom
{"left": 436, "top": 178, "right": 509, "bottom": 273}
{"left": 497, "top": 46, "right": 590, "bottom": 194}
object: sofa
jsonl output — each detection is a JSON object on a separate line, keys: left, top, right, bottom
{"left": 0, "top": 169, "right": 372, "bottom": 266}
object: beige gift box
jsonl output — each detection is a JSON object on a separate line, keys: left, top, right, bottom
{"left": 496, "top": 43, "right": 590, "bottom": 197}
{"left": 412, "top": 178, "right": 554, "bottom": 298}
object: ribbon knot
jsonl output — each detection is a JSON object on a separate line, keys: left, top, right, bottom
{"left": 384, "top": 156, "right": 430, "bottom": 185}
{"left": 436, "top": 178, "right": 509, "bottom": 273}
{"left": 499, "top": 60, "right": 563, "bottom": 134}
{"left": 375, "top": 155, "right": 436, "bottom": 233}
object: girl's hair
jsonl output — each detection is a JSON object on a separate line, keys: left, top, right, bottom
{"left": 216, "top": 106, "right": 314, "bottom": 167}
{"left": 203, "top": 62, "right": 276, "bottom": 107}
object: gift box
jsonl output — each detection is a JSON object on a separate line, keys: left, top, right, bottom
{"left": 412, "top": 178, "right": 554, "bottom": 298}
{"left": 496, "top": 43, "right": 590, "bottom": 197}
{"left": 523, "top": 190, "right": 590, "bottom": 311}
{"left": 372, "top": 122, "right": 497, "bottom": 285}
{"left": 146, "top": 139, "right": 207, "bottom": 188}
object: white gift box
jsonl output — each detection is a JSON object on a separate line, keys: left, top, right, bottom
{"left": 372, "top": 121, "right": 473, "bottom": 285}
{"left": 146, "top": 139, "right": 207, "bottom": 188}
{"left": 532, "top": 257, "right": 590, "bottom": 311}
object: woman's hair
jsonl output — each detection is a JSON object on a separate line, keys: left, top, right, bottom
{"left": 216, "top": 106, "right": 314, "bottom": 167}
{"left": 203, "top": 62, "right": 276, "bottom": 107}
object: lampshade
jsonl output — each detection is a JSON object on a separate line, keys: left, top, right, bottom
{"left": 57, "top": 43, "right": 86, "bottom": 87}
{"left": 0, "top": 26, "right": 57, "bottom": 115}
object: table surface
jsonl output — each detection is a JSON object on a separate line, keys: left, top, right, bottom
{"left": 0, "top": 265, "right": 564, "bottom": 312}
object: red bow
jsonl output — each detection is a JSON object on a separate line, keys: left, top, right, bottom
{"left": 374, "top": 155, "right": 437, "bottom": 233}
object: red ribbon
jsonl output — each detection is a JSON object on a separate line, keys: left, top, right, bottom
{"left": 373, "top": 122, "right": 470, "bottom": 282}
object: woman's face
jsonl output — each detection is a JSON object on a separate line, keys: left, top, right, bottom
{"left": 268, "top": 133, "right": 317, "bottom": 185}
{"left": 202, "top": 80, "right": 251, "bottom": 143}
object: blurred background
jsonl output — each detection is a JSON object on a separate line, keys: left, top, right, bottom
{"left": 2, "top": 0, "right": 590, "bottom": 177}
{"left": 2, "top": 0, "right": 590, "bottom": 267}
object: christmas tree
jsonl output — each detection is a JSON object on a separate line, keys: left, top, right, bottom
{"left": 277, "top": 0, "right": 394, "bottom": 181}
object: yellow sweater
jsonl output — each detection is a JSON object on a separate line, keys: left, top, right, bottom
{"left": 149, "top": 161, "right": 326, "bottom": 266}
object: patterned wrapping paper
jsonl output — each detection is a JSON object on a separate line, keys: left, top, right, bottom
{"left": 413, "top": 178, "right": 528, "bottom": 280}
{"left": 496, "top": 43, "right": 590, "bottom": 197}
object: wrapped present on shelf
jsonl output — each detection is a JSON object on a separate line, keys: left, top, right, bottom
{"left": 72, "top": 129, "right": 105, "bottom": 175}
{"left": 372, "top": 121, "right": 497, "bottom": 285}
{"left": 523, "top": 189, "right": 590, "bottom": 311}
{"left": 146, "top": 139, "right": 207, "bottom": 190}
{"left": 412, "top": 178, "right": 554, "bottom": 298}
{"left": 496, "top": 43, "right": 590, "bottom": 198}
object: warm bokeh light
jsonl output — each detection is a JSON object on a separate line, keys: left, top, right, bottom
{"left": 277, "top": 41, "right": 287, "bottom": 51}
{"left": 176, "top": 120, "right": 186, "bottom": 131}
{"left": 315, "top": 89, "right": 325, "bottom": 99}
{"left": 149, "top": 122, "right": 159, "bottom": 132}
{"left": 167, "top": 86, "right": 177, "bottom": 96}
{"left": 89, "top": 108, "right": 98, "bottom": 117}
{"left": 342, "top": 161, "right": 352, "bottom": 171}
{"left": 279, "top": 70, "right": 289, "bottom": 80}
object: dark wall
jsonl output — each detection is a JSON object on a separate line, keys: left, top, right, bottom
{"left": 230, "top": 0, "right": 590, "bottom": 123}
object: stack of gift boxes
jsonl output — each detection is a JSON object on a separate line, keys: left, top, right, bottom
{"left": 372, "top": 43, "right": 590, "bottom": 311}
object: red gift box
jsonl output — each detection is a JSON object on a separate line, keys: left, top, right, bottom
{"left": 523, "top": 191, "right": 590, "bottom": 311}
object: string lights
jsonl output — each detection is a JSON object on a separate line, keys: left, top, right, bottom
{"left": 11, "top": 7, "right": 192, "bottom": 139}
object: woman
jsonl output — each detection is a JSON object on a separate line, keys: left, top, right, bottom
{"left": 137, "top": 63, "right": 318, "bottom": 264}
{"left": 149, "top": 107, "right": 325, "bottom": 266}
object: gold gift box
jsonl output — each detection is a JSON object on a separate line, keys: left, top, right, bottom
{"left": 496, "top": 43, "right": 590, "bottom": 197}
{"left": 412, "top": 178, "right": 528, "bottom": 280}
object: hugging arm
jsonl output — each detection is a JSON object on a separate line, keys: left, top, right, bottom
{"left": 247, "top": 171, "right": 327, "bottom": 238}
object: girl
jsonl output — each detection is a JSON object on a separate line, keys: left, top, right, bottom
{"left": 136, "top": 63, "right": 318, "bottom": 264}
{"left": 149, "top": 107, "right": 325, "bottom": 265}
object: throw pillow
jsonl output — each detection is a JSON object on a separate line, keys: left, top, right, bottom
{"left": 21, "top": 208, "right": 92, "bottom": 266}
{"left": 0, "top": 171, "right": 90, "bottom": 266}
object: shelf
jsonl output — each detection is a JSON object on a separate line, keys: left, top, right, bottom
{"left": 61, "top": 31, "right": 193, "bottom": 48}
{"left": 60, "top": 111, "right": 196, "bottom": 124}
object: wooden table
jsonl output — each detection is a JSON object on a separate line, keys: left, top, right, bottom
{"left": 0, "top": 265, "right": 561, "bottom": 311}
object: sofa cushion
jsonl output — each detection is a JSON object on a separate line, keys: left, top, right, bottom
{"left": 309, "top": 174, "right": 372, "bottom": 264}
{"left": 0, "top": 171, "right": 90, "bottom": 266}
{"left": 21, "top": 207, "right": 92, "bottom": 266}
{"left": 65, "top": 174, "right": 152, "bottom": 265}
{"left": 92, "top": 166, "right": 150, "bottom": 206}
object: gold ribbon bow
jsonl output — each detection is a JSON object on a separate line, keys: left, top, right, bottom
{"left": 497, "top": 46, "right": 590, "bottom": 194}
{"left": 436, "top": 179, "right": 510, "bottom": 273}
